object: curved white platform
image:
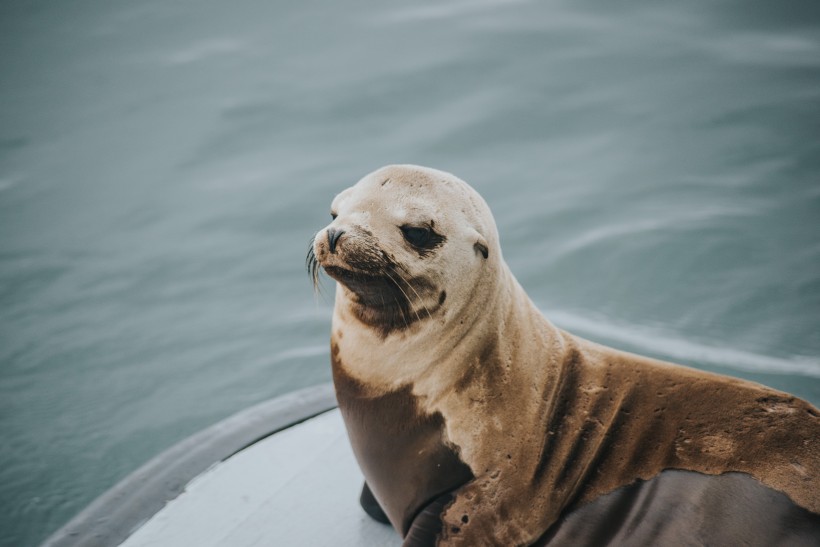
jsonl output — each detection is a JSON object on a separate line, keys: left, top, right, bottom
{"left": 122, "top": 409, "right": 400, "bottom": 546}
{"left": 42, "top": 384, "right": 401, "bottom": 547}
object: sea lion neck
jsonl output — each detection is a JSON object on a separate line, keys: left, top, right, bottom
{"left": 414, "top": 264, "right": 567, "bottom": 406}
{"left": 330, "top": 258, "right": 514, "bottom": 392}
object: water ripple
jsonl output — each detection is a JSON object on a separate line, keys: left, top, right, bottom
{"left": 378, "top": 0, "right": 530, "bottom": 22}
{"left": 166, "top": 39, "right": 246, "bottom": 65}
{"left": 552, "top": 206, "right": 752, "bottom": 257}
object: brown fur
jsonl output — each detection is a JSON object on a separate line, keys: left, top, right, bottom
{"left": 436, "top": 330, "right": 820, "bottom": 545}
{"left": 331, "top": 339, "right": 473, "bottom": 535}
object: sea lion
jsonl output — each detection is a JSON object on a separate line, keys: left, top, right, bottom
{"left": 308, "top": 165, "right": 820, "bottom": 546}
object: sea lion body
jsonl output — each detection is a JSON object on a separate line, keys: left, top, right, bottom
{"left": 310, "top": 165, "right": 820, "bottom": 546}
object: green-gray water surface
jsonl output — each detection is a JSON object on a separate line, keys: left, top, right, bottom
{"left": 1, "top": 1, "right": 819, "bottom": 546}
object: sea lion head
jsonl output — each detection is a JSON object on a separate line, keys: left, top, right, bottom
{"left": 309, "top": 164, "right": 500, "bottom": 338}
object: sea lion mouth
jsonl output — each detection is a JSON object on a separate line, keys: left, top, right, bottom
{"left": 326, "top": 263, "right": 430, "bottom": 335}
{"left": 323, "top": 265, "right": 405, "bottom": 308}
{"left": 306, "top": 241, "right": 442, "bottom": 335}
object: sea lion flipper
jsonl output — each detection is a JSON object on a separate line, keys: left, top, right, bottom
{"left": 359, "top": 481, "right": 390, "bottom": 524}
{"left": 402, "top": 492, "right": 454, "bottom": 547}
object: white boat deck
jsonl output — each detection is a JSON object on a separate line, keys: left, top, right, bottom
{"left": 121, "top": 409, "right": 401, "bottom": 546}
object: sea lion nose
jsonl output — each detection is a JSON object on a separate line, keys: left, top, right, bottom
{"left": 327, "top": 228, "right": 345, "bottom": 253}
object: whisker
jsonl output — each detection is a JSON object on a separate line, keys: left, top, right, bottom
{"left": 392, "top": 267, "right": 433, "bottom": 320}
{"left": 392, "top": 293, "right": 410, "bottom": 329}
{"left": 392, "top": 293, "right": 409, "bottom": 330}
{"left": 305, "top": 236, "right": 323, "bottom": 294}
{"left": 383, "top": 269, "right": 422, "bottom": 324}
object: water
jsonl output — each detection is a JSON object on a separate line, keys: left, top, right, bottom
{"left": 1, "top": 1, "right": 819, "bottom": 545}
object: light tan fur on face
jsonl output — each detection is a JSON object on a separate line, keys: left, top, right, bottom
{"left": 314, "top": 165, "right": 820, "bottom": 546}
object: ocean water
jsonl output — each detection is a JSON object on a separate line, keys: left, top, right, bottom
{"left": 1, "top": 1, "right": 819, "bottom": 545}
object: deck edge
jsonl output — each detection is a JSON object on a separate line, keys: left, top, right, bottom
{"left": 41, "top": 383, "right": 338, "bottom": 547}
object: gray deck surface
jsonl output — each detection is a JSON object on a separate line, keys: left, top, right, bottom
{"left": 120, "top": 409, "right": 401, "bottom": 546}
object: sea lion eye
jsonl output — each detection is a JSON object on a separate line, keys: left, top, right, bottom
{"left": 331, "top": 212, "right": 338, "bottom": 220}
{"left": 401, "top": 225, "right": 432, "bottom": 247}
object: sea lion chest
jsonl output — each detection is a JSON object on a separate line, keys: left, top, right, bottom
{"left": 331, "top": 356, "right": 473, "bottom": 536}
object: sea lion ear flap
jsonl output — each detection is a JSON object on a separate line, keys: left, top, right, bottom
{"left": 474, "top": 236, "right": 489, "bottom": 259}
{"left": 467, "top": 227, "right": 489, "bottom": 259}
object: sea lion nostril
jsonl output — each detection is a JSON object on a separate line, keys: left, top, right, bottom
{"left": 328, "top": 228, "right": 345, "bottom": 253}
